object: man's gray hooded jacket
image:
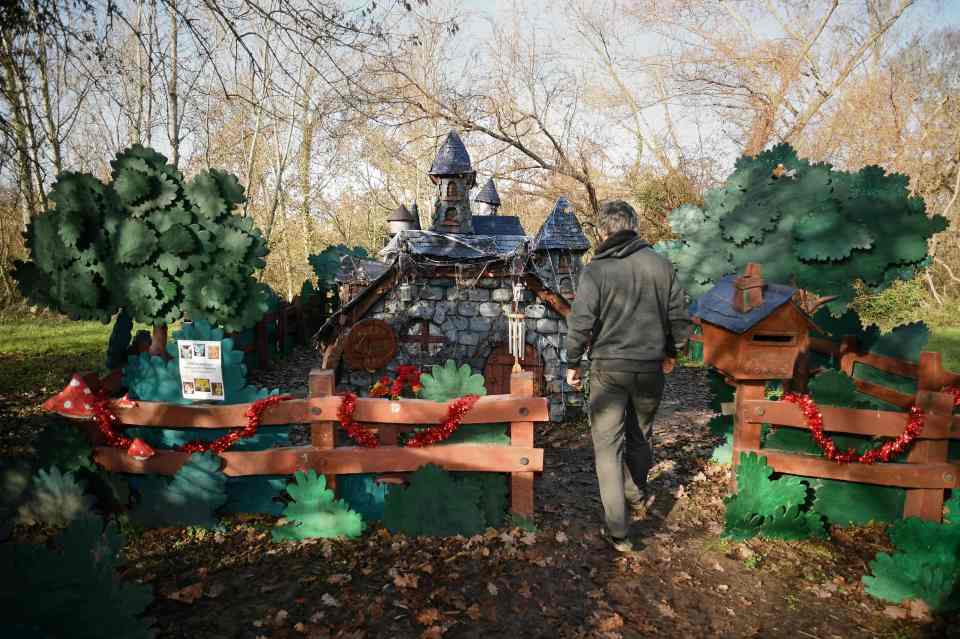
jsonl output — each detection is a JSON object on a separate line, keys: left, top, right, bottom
{"left": 565, "top": 230, "right": 691, "bottom": 372}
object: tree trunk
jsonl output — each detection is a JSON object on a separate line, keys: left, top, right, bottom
{"left": 149, "top": 324, "right": 168, "bottom": 358}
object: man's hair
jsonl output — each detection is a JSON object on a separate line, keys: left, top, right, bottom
{"left": 598, "top": 200, "right": 638, "bottom": 238}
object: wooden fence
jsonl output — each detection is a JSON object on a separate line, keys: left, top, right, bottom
{"left": 89, "top": 369, "right": 547, "bottom": 516}
{"left": 732, "top": 348, "right": 959, "bottom": 521}
{"left": 228, "top": 287, "right": 340, "bottom": 371}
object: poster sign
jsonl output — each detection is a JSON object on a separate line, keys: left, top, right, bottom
{"left": 177, "top": 340, "right": 225, "bottom": 401}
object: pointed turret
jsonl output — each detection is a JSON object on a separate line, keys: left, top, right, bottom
{"left": 533, "top": 197, "right": 590, "bottom": 252}
{"left": 474, "top": 178, "right": 501, "bottom": 216}
{"left": 387, "top": 204, "right": 416, "bottom": 236}
{"left": 428, "top": 131, "right": 475, "bottom": 234}
{"left": 532, "top": 197, "right": 591, "bottom": 300}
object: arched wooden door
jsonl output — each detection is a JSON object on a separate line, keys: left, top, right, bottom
{"left": 484, "top": 343, "right": 545, "bottom": 396}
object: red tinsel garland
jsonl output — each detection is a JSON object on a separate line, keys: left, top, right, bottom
{"left": 404, "top": 394, "right": 480, "bottom": 448}
{"left": 93, "top": 394, "right": 290, "bottom": 455}
{"left": 336, "top": 391, "right": 380, "bottom": 448}
{"left": 782, "top": 392, "right": 925, "bottom": 464}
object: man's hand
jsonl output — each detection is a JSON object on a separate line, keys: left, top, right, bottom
{"left": 566, "top": 367, "right": 582, "bottom": 390}
{"left": 662, "top": 357, "right": 676, "bottom": 374}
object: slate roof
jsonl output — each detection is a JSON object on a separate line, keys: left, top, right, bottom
{"left": 429, "top": 131, "right": 473, "bottom": 176}
{"left": 335, "top": 256, "right": 391, "bottom": 284}
{"left": 532, "top": 197, "right": 591, "bottom": 251}
{"left": 472, "top": 215, "right": 525, "bottom": 236}
{"left": 475, "top": 178, "right": 501, "bottom": 206}
{"left": 689, "top": 274, "right": 799, "bottom": 334}
{"left": 381, "top": 229, "right": 527, "bottom": 262}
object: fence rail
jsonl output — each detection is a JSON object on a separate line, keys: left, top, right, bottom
{"left": 732, "top": 350, "right": 960, "bottom": 521}
{"left": 88, "top": 369, "right": 547, "bottom": 516}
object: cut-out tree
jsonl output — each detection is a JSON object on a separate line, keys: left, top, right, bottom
{"left": 654, "top": 144, "right": 947, "bottom": 316}
{"left": 14, "top": 145, "right": 271, "bottom": 354}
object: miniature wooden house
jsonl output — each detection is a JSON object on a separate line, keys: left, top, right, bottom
{"left": 691, "top": 264, "right": 816, "bottom": 381}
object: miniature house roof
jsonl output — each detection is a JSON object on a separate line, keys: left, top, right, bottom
{"left": 429, "top": 131, "right": 473, "bottom": 176}
{"left": 475, "top": 178, "right": 502, "bottom": 206}
{"left": 381, "top": 229, "right": 527, "bottom": 262}
{"left": 690, "top": 274, "right": 799, "bottom": 334}
{"left": 388, "top": 204, "right": 415, "bottom": 222}
{"left": 533, "top": 197, "right": 591, "bottom": 252}
{"left": 472, "top": 215, "right": 525, "bottom": 236}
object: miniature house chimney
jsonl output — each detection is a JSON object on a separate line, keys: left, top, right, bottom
{"left": 733, "top": 263, "right": 764, "bottom": 313}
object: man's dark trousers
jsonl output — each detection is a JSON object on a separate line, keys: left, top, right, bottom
{"left": 589, "top": 368, "right": 664, "bottom": 539}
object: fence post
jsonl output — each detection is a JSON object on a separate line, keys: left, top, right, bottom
{"left": 310, "top": 368, "right": 337, "bottom": 493}
{"left": 730, "top": 381, "right": 766, "bottom": 491}
{"left": 278, "top": 303, "right": 288, "bottom": 355}
{"left": 255, "top": 315, "right": 270, "bottom": 370}
{"left": 509, "top": 370, "right": 535, "bottom": 517}
{"left": 903, "top": 353, "right": 953, "bottom": 521}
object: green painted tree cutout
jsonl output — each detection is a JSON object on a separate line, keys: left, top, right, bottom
{"left": 1, "top": 459, "right": 33, "bottom": 540}
{"left": 863, "top": 500, "right": 960, "bottom": 611}
{"left": 460, "top": 472, "right": 509, "bottom": 528}
{"left": 272, "top": 470, "right": 365, "bottom": 541}
{"left": 131, "top": 452, "right": 227, "bottom": 529}
{"left": 14, "top": 144, "right": 271, "bottom": 340}
{"left": 122, "top": 320, "right": 277, "bottom": 407}
{"left": 419, "top": 359, "right": 487, "bottom": 402}
{"left": 17, "top": 466, "right": 95, "bottom": 528}
{"left": 724, "top": 453, "right": 826, "bottom": 541}
{"left": 308, "top": 244, "right": 369, "bottom": 285}
{"left": 810, "top": 479, "right": 904, "bottom": 526}
{"left": 383, "top": 464, "right": 487, "bottom": 537}
{"left": 0, "top": 515, "right": 155, "bottom": 639}
{"left": 654, "top": 144, "right": 947, "bottom": 314}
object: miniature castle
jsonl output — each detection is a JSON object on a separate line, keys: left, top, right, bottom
{"left": 316, "top": 131, "right": 592, "bottom": 422}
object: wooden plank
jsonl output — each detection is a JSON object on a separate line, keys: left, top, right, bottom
{"left": 905, "top": 365, "right": 955, "bottom": 520}
{"left": 731, "top": 382, "right": 765, "bottom": 490}
{"left": 104, "top": 394, "right": 549, "bottom": 429}
{"left": 310, "top": 368, "right": 337, "bottom": 493}
{"left": 853, "top": 379, "right": 914, "bottom": 409}
{"left": 110, "top": 399, "right": 310, "bottom": 428}
{"left": 746, "top": 450, "right": 959, "bottom": 489}
{"left": 849, "top": 351, "right": 919, "bottom": 379}
{"left": 742, "top": 398, "right": 956, "bottom": 440}
{"left": 510, "top": 370, "right": 536, "bottom": 516}
{"left": 307, "top": 394, "right": 549, "bottom": 425}
{"left": 94, "top": 444, "right": 545, "bottom": 476}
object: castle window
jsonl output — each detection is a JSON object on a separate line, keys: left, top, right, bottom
{"left": 446, "top": 181, "right": 458, "bottom": 198}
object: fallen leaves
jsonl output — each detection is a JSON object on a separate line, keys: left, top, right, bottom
{"left": 415, "top": 608, "right": 441, "bottom": 626}
{"left": 486, "top": 582, "right": 499, "bottom": 596}
{"left": 394, "top": 573, "right": 420, "bottom": 589}
{"left": 321, "top": 593, "right": 340, "bottom": 607}
{"left": 555, "top": 531, "right": 569, "bottom": 543}
{"left": 165, "top": 582, "right": 203, "bottom": 604}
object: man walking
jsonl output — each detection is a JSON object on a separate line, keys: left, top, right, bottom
{"left": 565, "top": 200, "right": 691, "bottom": 552}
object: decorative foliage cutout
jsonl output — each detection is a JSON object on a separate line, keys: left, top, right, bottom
{"left": 723, "top": 453, "right": 826, "bottom": 541}
{"left": 419, "top": 359, "right": 487, "bottom": 402}
{"left": 339, "top": 474, "right": 390, "bottom": 522}
{"left": 810, "top": 479, "right": 904, "bottom": 526}
{"left": 0, "top": 515, "right": 155, "bottom": 639}
{"left": 34, "top": 422, "right": 95, "bottom": 473}
{"left": 221, "top": 477, "right": 287, "bottom": 516}
{"left": 122, "top": 320, "right": 277, "bottom": 405}
{"left": 14, "top": 144, "right": 271, "bottom": 332}
{"left": 383, "top": 465, "right": 487, "bottom": 537}
{"left": 17, "top": 466, "right": 95, "bottom": 528}
{"left": 654, "top": 144, "right": 947, "bottom": 315}
{"left": 863, "top": 512, "right": 960, "bottom": 611}
{"left": 308, "top": 244, "right": 369, "bottom": 285}
{"left": 131, "top": 452, "right": 227, "bottom": 529}
{"left": 272, "top": 471, "right": 365, "bottom": 541}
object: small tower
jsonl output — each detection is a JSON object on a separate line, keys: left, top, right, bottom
{"left": 532, "top": 197, "right": 591, "bottom": 299}
{"left": 428, "top": 131, "right": 476, "bottom": 234}
{"left": 387, "top": 204, "right": 417, "bottom": 237}
{"left": 474, "top": 178, "right": 501, "bottom": 216}
{"left": 409, "top": 202, "right": 422, "bottom": 230}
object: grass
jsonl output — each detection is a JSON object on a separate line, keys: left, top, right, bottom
{"left": 0, "top": 316, "right": 114, "bottom": 399}
{"left": 927, "top": 326, "right": 960, "bottom": 374}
